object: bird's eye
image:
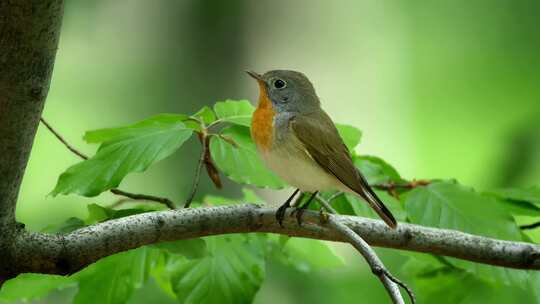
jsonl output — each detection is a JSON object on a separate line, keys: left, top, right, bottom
{"left": 273, "top": 79, "right": 286, "bottom": 89}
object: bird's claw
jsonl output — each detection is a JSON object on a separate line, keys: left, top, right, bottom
{"left": 290, "top": 207, "right": 307, "bottom": 226}
{"left": 276, "top": 204, "right": 289, "bottom": 227}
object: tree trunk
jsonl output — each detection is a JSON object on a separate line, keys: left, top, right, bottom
{"left": 0, "top": 0, "right": 65, "bottom": 283}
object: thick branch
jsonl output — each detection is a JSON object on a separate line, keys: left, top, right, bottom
{"left": 0, "top": 1, "right": 64, "bottom": 225}
{"left": 8, "top": 204, "right": 540, "bottom": 276}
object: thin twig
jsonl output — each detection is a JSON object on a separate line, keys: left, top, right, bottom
{"left": 376, "top": 268, "right": 416, "bottom": 304}
{"left": 372, "top": 180, "right": 431, "bottom": 191}
{"left": 372, "top": 180, "right": 431, "bottom": 199}
{"left": 327, "top": 191, "right": 344, "bottom": 203}
{"left": 40, "top": 117, "right": 176, "bottom": 209}
{"left": 184, "top": 129, "right": 207, "bottom": 208}
{"left": 40, "top": 118, "right": 89, "bottom": 160}
{"left": 110, "top": 189, "right": 175, "bottom": 209}
{"left": 109, "top": 198, "right": 133, "bottom": 208}
{"left": 315, "top": 194, "right": 338, "bottom": 214}
{"left": 327, "top": 215, "right": 408, "bottom": 303}
{"left": 520, "top": 221, "right": 540, "bottom": 230}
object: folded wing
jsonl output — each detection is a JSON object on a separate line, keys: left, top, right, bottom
{"left": 290, "top": 111, "right": 397, "bottom": 228}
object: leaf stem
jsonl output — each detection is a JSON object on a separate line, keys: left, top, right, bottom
{"left": 184, "top": 126, "right": 207, "bottom": 208}
{"left": 40, "top": 118, "right": 89, "bottom": 160}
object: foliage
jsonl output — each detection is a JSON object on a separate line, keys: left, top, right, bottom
{"left": 4, "top": 100, "right": 539, "bottom": 304}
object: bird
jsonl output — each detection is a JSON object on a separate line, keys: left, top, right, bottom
{"left": 246, "top": 70, "right": 397, "bottom": 229}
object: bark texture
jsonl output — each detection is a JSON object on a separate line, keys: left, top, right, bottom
{"left": 0, "top": 0, "right": 64, "bottom": 281}
{"left": 7, "top": 205, "right": 540, "bottom": 276}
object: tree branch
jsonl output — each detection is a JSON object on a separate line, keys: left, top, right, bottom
{"left": 327, "top": 216, "right": 408, "bottom": 304}
{"left": 6, "top": 204, "right": 539, "bottom": 277}
{"left": 317, "top": 192, "right": 413, "bottom": 302}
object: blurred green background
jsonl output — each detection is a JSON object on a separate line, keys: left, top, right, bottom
{"left": 11, "top": 0, "right": 540, "bottom": 303}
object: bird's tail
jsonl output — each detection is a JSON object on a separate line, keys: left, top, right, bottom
{"left": 357, "top": 177, "right": 397, "bottom": 229}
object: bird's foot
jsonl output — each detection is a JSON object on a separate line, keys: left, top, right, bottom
{"left": 276, "top": 203, "right": 289, "bottom": 227}
{"left": 275, "top": 189, "right": 300, "bottom": 227}
{"left": 290, "top": 204, "right": 310, "bottom": 226}
{"left": 290, "top": 191, "right": 318, "bottom": 226}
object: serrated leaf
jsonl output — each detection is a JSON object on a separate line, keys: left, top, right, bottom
{"left": 0, "top": 274, "right": 75, "bottom": 302}
{"left": 74, "top": 248, "right": 151, "bottom": 304}
{"left": 404, "top": 181, "right": 527, "bottom": 286}
{"left": 335, "top": 123, "right": 362, "bottom": 150}
{"left": 153, "top": 239, "right": 208, "bottom": 259}
{"left": 52, "top": 115, "right": 192, "bottom": 197}
{"left": 405, "top": 182, "right": 521, "bottom": 240}
{"left": 192, "top": 106, "right": 216, "bottom": 125}
{"left": 209, "top": 126, "right": 286, "bottom": 189}
{"left": 213, "top": 99, "right": 254, "bottom": 127}
{"left": 354, "top": 155, "right": 402, "bottom": 185}
{"left": 169, "top": 235, "right": 265, "bottom": 304}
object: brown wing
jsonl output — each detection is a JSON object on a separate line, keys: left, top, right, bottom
{"left": 290, "top": 111, "right": 397, "bottom": 228}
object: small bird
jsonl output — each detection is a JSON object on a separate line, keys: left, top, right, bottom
{"left": 247, "top": 70, "right": 397, "bottom": 229}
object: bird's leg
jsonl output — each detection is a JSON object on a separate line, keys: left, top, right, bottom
{"left": 292, "top": 191, "right": 319, "bottom": 226}
{"left": 276, "top": 188, "right": 300, "bottom": 227}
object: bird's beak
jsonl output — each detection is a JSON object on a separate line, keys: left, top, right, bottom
{"left": 245, "top": 70, "right": 264, "bottom": 83}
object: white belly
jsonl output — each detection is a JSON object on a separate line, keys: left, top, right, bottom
{"left": 260, "top": 146, "right": 344, "bottom": 193}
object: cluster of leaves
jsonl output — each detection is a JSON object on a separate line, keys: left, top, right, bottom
{"left": 3, "top": 100, "right": 539, "bottom": 303}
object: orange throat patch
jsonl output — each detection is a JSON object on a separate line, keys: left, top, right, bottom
{"left": 251, "top": 82, "right": 275, "bottom": 151}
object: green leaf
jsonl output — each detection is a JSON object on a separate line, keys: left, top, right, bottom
{"left": 354, "top": 155, "right": 402, "bottom": 184}
{"left": 486, "top": 187, "right": 540, "bottom": 216}
{"left": 202, "top": 188, "right": 264, "bottom": 206}
{"left": 85, "top": 203, "right": 156, "bottom": 225}
{"left": 213, "top": 99, "right": 255, "bottom": 127}
{"left": 153, "top": 239, "right": 208, "bottom": 259}
{"left": 209, "top": 126, "right": 286, "bottom": 189}
{"left": 487, "top": 187, "right": 540, "bottom": 205}
{"left": 52, "top": 115, "right": 192, "bottom": 197}
{"left": 411, "top": 267, "right": 537, "bottom": 304}
{"left": 405, "top": 182, "right": 521, "bottom": 240}
{"left": 192, "top": 106, "right": 216, "bottom": 125}
{"left": 335, "top": 123, "right": 362, "bottom": 150}
{"left": 41, "top": 217, "right": 85, "bottom": 234}
{"left": 404, "top": 181, "right": 527, "bottom": 285}
{"left": 496, "top": 199, "right": 540, "bottom": 216}
{"left": 320, "top": 192, "right": 356, "bottom": 216}
{"left": 341, "top": 190, "right": 408, "bottom": 222}
{"left": 278, "top": 237, "right": 345, "bottom": 272}
{"left": 74, "top": 248, "right": 151, "bottom": 304}
{"left": 169, "top": 235, "right": 265, "bottom": 304}
{"left": 0, "top": 274, "right": 75, "bottom": 302}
